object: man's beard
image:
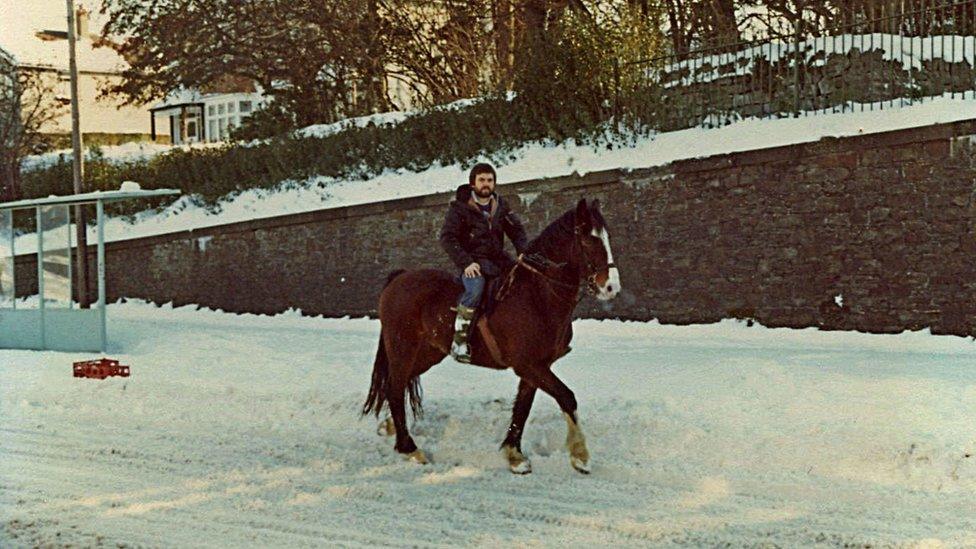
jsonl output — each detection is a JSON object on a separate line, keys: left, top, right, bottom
{"left": 475, "top": 186, "right": 493, "bottom": 198}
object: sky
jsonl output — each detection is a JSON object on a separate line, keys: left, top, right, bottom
{"left": 0, "top": 0, "right": 119, "bottom": 71}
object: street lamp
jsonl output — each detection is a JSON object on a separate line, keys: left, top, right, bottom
{"left": 65, "top": 0, "right": 90, "bottom": 308}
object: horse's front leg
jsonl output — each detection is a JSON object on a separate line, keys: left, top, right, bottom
{"left": 501, "top": 378, "right": 536, "bottom": 474}
{"left": 563, "top": 410, "right": 589, "bottom": 474}
{"left": 521, "top": 366, "right": 590, "bottom": 474}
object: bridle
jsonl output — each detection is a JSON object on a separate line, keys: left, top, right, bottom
{"left": 573, "top": 226, "right": 616, "bottom": 296}
{"left": 501, "top": 225, "right": 614, "bottom": 305}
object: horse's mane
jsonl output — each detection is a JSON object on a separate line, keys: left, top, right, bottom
{"left": 525, "top": 203, "right": 606, "bottom": 258}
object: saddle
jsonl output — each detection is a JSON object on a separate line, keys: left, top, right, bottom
{"left": 456, "top": 263, "right": 521, "bottom": 366}
{"left": 470, "top": 275, "right": 504, "bottom": 324}
{"left": 461, "top": 255, "right": 574, "bottom": 366}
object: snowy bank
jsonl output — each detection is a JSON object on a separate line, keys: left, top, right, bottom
{"left": 10, "top": 95, "right": 976, "bottom": 256}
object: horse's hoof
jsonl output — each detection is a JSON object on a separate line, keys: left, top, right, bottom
{"left": 509, "top": 459, "right": 532, "bottom": 474}
{"left": 377, "top": 417, "right": 395, "bottom": 437}
{"left": 404, "top": 449, "right": 429, "bottom": 464}
{"left": 571, "top": 456, "right": 591, "bottom": 475}
{"left": 503, "top": 446, "right": 532, "bottom": 474}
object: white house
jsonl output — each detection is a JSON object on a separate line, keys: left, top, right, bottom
{"left": 149, "top": 88, "right": 265, "bottom": 145}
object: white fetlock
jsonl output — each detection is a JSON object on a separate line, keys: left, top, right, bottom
{"left": 510, "top": 459, "right": 532, "bottom": 474}
{"left": 564, "top": 412, "right": 591, "bottom": 475}
{"left": 376, "top": 417, "right": 395, "bottom": 437}
{"left": 570, "top": 455, "right": 591, "bottom": 474}
{"left": 404, "top": 449, "right": 429, "bottom": 464}
{"left": 503, "top": 446, "right": 532, "bottom": 475}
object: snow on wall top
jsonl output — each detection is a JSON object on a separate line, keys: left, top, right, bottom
{"left": 660, "top": 33, "right": 975, "bottom": 88}
{"left": 10, "top": 94, "right": 976, "bottom": 256}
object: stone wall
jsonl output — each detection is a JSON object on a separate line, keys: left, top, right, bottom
{"left": 15, "top": 119, "right": 976, "bottom": 336}
{"left": 659, "top": 46, "right": 976, "bottom": 127}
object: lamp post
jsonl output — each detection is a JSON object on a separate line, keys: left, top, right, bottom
{"left": 66, "top": 0, "right": 89, "bottom": 308}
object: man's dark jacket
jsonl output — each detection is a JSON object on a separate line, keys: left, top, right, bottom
{"left": 440, "top": 184, "right": 529, "bottom": 277}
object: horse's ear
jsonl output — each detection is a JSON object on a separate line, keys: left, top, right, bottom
{"left": 575, "top": 198, "right": 591, "bottom": 231}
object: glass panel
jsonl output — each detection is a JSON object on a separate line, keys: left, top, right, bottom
{"left": 39, "top": 205, "right": 72, "bottom": 308}
{"left": 187, "top": 120, "right": 197, "bottom": 138}
{"left": 239, "top": 100, "right": 252, "bottom": 113}
{"left": 208, "top": 105, "right": 215, "bottom": 116}
{"left": 227, "top": 102, "right": 236, "bottom": 113}
{"left": 218, "top": 117, "right": 227, "bottom": 138}
{"left": 0, "top": 210, "right": 13, "bottom": 308}
{"left": 217, "top": 103, "right": 225, "bottom": 115}
{"left": 209, "top": 120, "right": 216, "bottom": 141}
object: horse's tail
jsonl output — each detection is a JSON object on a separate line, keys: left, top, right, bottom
{"left": 361, "top": 328, "right": 424, "bottom": 419}
{"left": 407, "top": 376, "right": 423, "bottom": 419}
{"left": 364, "top": 269, "right": 424, "bottom": 419}
{"left": 362, "top": 329, "right": 390, "bottom": 417}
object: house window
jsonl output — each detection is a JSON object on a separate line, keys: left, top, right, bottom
{"left": 193, "top": 97, "right": 258, "bottom": 141}
{"left": 187, "top": 120, "right": 197, "bottom": 139}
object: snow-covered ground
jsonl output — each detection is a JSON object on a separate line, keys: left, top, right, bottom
{"left": 2, "top": 300, "right": 975, "bottom": 546}
{"left": 294, "top": 94, "right": 504, "bottom": 140}
{"left": 9, "top": 95, "right": 976, "bottom": 256}
{"left": 20, "top": 142, "right": 192, "bottom": 174}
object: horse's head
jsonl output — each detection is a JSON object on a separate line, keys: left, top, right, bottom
{"left": 573, "top": 199, "right": 620, "bottom": 301}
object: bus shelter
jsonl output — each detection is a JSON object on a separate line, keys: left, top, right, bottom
{"left": 0, "top": 188, "right": 180, "bottom": 352}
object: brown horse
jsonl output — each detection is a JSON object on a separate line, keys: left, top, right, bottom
{"left": 362, "top": 198, "right": 620, "bottom": 474}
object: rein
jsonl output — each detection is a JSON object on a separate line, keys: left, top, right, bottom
{"left": 496, "top": 227, "right": 613, "bottom": 306}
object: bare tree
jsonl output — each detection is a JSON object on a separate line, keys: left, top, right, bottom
{"left": 100, "top": 0, "right": 392, "bottom": 128}
{"left": 380, "top": 0, "right": 497, "bottom": 106}
{"left": 661, "top": 0, "right": 740, "bottom": 56}
{"left": 0, "top": 55, "right": 65, "bottom": 201}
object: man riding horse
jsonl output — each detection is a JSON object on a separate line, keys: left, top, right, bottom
{"left": 365, "top": 173, "right": 620, "bottom": 473}
{"left": 439, "top": 163, "right": 528, "bottom": 363}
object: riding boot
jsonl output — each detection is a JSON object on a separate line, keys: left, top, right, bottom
{"left": 451, "top": 304, "right": 476, "bottom": 363}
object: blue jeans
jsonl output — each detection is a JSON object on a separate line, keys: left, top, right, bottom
{"left": 458, "top": 275, "right": 485, "bottom": 308}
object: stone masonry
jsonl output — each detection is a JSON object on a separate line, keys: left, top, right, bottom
{"left": 14, "top": 119, "right": 976, "bottom": 336}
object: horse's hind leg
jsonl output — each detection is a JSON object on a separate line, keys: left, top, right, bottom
{"left": 386, "top": 338, "right": 427, "bottom": 463}
{"left": 387, "top": 383, "right": 426, "bottom": 463}
{"left": 520, "top": 366, "right": 590, "bottom": 474}
{"left": 501, "top": 378, "right": 536, "bottom": 474}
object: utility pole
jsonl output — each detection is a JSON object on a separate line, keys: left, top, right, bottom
{"left": 66, "top": 0, "right": 90, "bottom": 308}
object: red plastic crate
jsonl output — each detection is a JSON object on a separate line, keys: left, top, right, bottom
{"left": 73, "top": 358, "right": 130, "bottom": 380}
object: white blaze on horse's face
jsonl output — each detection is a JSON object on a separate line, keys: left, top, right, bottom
{"left": 591, "top": 227, "right": 621, "bottom": 301}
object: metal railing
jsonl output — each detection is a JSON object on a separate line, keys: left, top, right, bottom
{"left": 615, "top": 0, "right": 976, "bottom": 131}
